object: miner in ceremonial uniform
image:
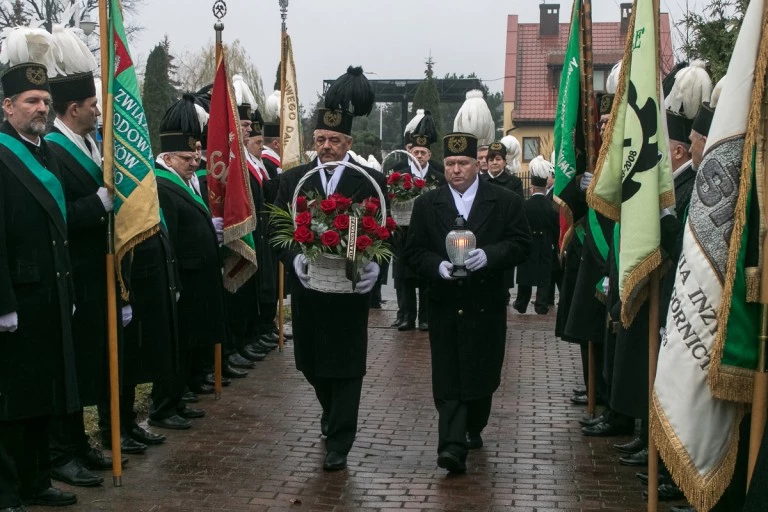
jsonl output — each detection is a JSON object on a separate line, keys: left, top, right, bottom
{"left": 262, "top": 122, "right": 283, "bottom": 179}
{"left": 403, "top": 132, "right": 531, "bottom": 473}
{"left": 391, "top": 111, "right": 446, "bottom": 331}
{"left": 0, "top": 61, "right": 79, "bottom": 509}
{"left": 482, "top": 140, "right": 524, "bottom": 199}
{"left": 46, "top": 67, "right": 125, "bottom": 487}
{"left": 514, "top": 155, "right": 559, "bottom": 314}
{"left": 273, "top": 66, "right": 388, "bottom": 471}
{"left": 150, "top": 94, "right": 227, "bottom": 427}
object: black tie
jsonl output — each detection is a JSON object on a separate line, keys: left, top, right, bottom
{"left": 83, "top": 137, "right": 93, "bottom": 154}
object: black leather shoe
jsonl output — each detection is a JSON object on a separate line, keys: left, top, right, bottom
{"left": 669, "top": 506, "right": 696, "bottom": 512}
{"left": 261, "top": 331, "right": 279, "bottom": 343}
{"left": 0, "top": 506, "right": 27, "bottom": 511}
{"left": 582, "top": 421, "right": 634, "bottom": 437}
{"left": 466, "top": 433, "right": 483, "bottom": 449}
{"left": 101, "top": 433, "right": 147, "bottom": 454}
{"left": 614, "top": 436, "right": 645, "bottom": 455}
{"left": 573, "top": 387, "right": 587, "bottom": 395}
{"left": 190, "top": 382, "right": 216, "bottom": 394}
{"left": 23, "top": 487, "right": 77, "bottom": 507}
{"left": 398, "top": 321, "right": 416, "bottom": 331}
{"left": 203, "top": 374, "right": 231, "bottom": 387}
{"left": 323, "top": 451, "right": 347, "bottom": 471}
{"left": 240, "top": 347, "right": 267, "bottom": 361}
{"left": 272, "top": 328, "right": 292, "bottom": 341}
{"left": 128, "top": 424, "right": 166, "bottom": 445}
{"left": 390, "top": 314, "right": 405, "bottom": 327}
{"left": 228, "top": 353, "right": 255, "bottom": 369}
{"left": 222, "top": 364, "right": 248, "bottom": 378}
{"left": 148, "top": 415, "right": 192, "bottom": 430}
{"left": 570, "top": 393, "right": 588, "bottom": 405}
{"left": 80, "top": 448, "right": 128, "bottom": 470}
{"left": 635, "top": 470, "right": 671, "bottom": 486}
{"left": 181, "top": 391, "right": 199, "bottom": 403}
{"left": 50, "top": 460, "right": 103, "bottom": 487}
{"left": 437, "top": 451, "right": 466, "bottom": 473}
{"left": 579, "top": 413, "right": 605, "bottom": 427}
{"left": 177, "top": 405, "right": 205, "bottom": 419}
{"left": 418, "top": 321, "right": 429, "bottom": 331}
{"left": 512, "top": 301, "right": 527, "bottom": 314}
{"left": 619, "top": 447, "right": 649, "bottom": 466}
{"left": 644, "top": 482, "right": 684, "bottom": 502}
{"left": 251, "top": 339, "right": 277, "bottom": 352}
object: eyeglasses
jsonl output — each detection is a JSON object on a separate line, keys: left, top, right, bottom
{"left": 314, "top": 136, "right": 344, "bottom": 146}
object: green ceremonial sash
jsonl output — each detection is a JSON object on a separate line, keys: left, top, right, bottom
{"left": 195, "top": 169, "right": 207, "bottom": 179}
{"left": 44, "top": 132, "right": 103, "bottom": 186}
{"left": 588, "top": 209, "right": 609, "bottom": 261}
{"left": 155, "top": 168, "right": 210, "bottom": 214}
{"left": 0, "top": 132, "right": 66, "bottom": 221}
{"left": 575, "top": 224, "right": 585, "bottom": 245}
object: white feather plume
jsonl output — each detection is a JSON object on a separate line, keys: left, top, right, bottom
{"left": 94, "top": 76, "right": 102, "bottom": 122}
{"left": 0, "top": 26, "right": 59, "bottom": 76}
{"left": 710, "top": 75, "right": 725, "bottom": 108}
{"left": 664, "top": 59, "right": 712, "bottom": 120}
{"left": 51, "top": 23, "right": 96, "bottom": 75}
{"left": 453, "top": 90, "right": 495, "bottom": 146}
{"left": 194, "top": 104, "right": 209, "bottom": 129}
{"left": 404, "top": 109, "right": 425, "bottom": 137}
{"left": 606, "top": 61, "right": 622, "bottom": 94}
{"left": 529, "top": 155, "right": 553, "bottom": 180}
{"left": 500, "top": 135, "right": 521, "bottom": 173}
{"left": 232, "top": 74, "right": 257, "bottom": 107}
{"left": 367, "top": 155, "right": 381, "bottom": 172}
{"left": 265, "top": 89, "right": 281, "bottom": 120}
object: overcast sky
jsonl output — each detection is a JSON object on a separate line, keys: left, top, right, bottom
{"left": 127, "top": 0, "right": 707, "bottom": 102}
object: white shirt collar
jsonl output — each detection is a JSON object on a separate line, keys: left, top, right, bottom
{"left": 17, "top": 130, "right": 41, "bottom": 147}
{"left": 673, "top": 159, "right": 693, "bottom": 179}
{"left": 409, "top": 160, "right": 429, "bottom": 179}
{"left": 155, "top": 155, "right": 194, "bottom": 189}
{"left": 448, "top": 175, "right": 479, "bottom": 220}
{"left": 53, "top": 117, "right": 102, "bottom": 164}
{"left": 319, "top": 153, "right": 350, "bottom": 195}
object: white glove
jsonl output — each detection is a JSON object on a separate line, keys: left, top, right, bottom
{"left": 121, "top": 305, "right": 133, "bottom": 327}
{"left": 96, "top": 187, "right": 114, "bottom": 212}
{"left": 293, "top": 254, "right": 310, "bottom": 288}
{"left": 175, "top": 291, "right": 180, "bottom": 302}
{"left": 579, "top": 172, "right": 593, "bottom": 192}
{"left": 0, "top": 311, "right": 18, "bottom": 332}
{"left": 602, "top": 278, "right": 609, "bottom": 296}
{"left": 212, "top": 217, "right": 224, "bottom": 243}
{"left": 438, "top": 261, "right": 457, "bottom": 281}
{"left": 465, "top": 249, "right": 488, "bottom": 272}
{"left": 72, "top": 304, "right": 76, "bottom": 315}
{"left": 355, "top": 261, "right": 380, "bottom": 294}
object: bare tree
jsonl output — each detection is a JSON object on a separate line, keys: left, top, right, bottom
{"left": 175, "top": 39, "right": 266, "bottom": 113}
{"left": 0, "top": 0, "right": 145, "bottom": 38}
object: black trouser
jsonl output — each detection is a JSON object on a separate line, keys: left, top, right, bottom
{"left": 258, "top": 301, "right": 277, "bottom": 335}
{"left": 49, "top": 410, "right": 92, "bottom": 467}
{"left": 97, "top": 386, "right": 137, "bottom": 437}
{"left": 516, "top": 285, "right": 549, "bottom": 313}
{"left": 0, "top": 417, "right": 51, "bottom": 508}
{"left": 434, "top": 396, "right": 492, "bottom": 462}
{"left": 303, "top": 373, "right": 363, "bottom": 455}
{"left": 150, "top": 349, "right": 191, "bottom": 420}
{"left": 579, "top": 341, "right": 609, "bottom": 404}
{"left": 401, "top": 282, "right": 428, "bottom": 323}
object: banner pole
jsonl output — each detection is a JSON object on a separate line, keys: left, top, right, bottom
{"left": 213, "top": 10, "right": 224, "bottom": 399}
{"left": 100, "top": 0, "right": 122, "bottom": 487}
{"left": 277, "top": 1, "right": 289, "bottom": 352}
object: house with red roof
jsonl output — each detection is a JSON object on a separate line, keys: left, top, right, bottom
{"left": 504, "top": 3, "right": 675, "bottom": 170}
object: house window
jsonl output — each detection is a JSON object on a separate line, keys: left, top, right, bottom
{"left": 522, "top": 137, "right": 540, "bottom": 162}
{"left": 593, "top": 70, "right": 606, "bottom": 92}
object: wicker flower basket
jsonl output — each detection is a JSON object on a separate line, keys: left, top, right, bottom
{"left": 391, "top": 199, "right": 415, "bottom": 226}
{"left": 292, "top": 160, "right": 388, "bottom": 294}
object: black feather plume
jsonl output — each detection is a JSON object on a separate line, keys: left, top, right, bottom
{"left": 324, "top": 65, "right": 375, "bottom": 117}
{"left": 251, "top": 108, "right": 265, "bottom": 131}
{"left": 160, "top": 93, "right": 201, "bottom": 137}
{"left": 414, "top": 110, "right": 438, "bottom": 142}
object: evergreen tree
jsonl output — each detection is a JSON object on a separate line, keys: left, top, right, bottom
{"left": 411, "top": 56, "right": 444, "bottom": 159}
{"left": 142, "top": 41, "right": 178, "bottom": 156}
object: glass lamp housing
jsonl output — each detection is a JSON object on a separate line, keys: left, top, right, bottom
{"left": 445, "top": 216, "right": 476, "bottom": 277}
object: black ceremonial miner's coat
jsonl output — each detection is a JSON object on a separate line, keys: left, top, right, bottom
{"left": 0, "top": 121, "right": 78, "bottom": 420}
{"left": 47, "top": 127, "right": 111, "bottom": 406}
{"left": 403, "top": 179, "right": 531, "bottom": 400}
{"left": 157, "top": 172, "right": 227, "bottom": 349}
{"left": 273, "top": 157, "right": 389, "bottom": 378}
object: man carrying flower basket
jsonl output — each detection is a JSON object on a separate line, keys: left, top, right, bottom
{"left": 271, "top": 67, "right": 392, "bottom": 472}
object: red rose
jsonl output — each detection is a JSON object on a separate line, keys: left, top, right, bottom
{"left": 364, "top": 201, "right": 379, "bottom": 215}
{"left": 295, "top": 211, "right": 312, "bottom": 227}
{"left": 387, "top": 172, "right": 401, "bottom": 185}
{"left": 368, "top": 197, "right": 381, "bottom": 207}
{"left": 320, "top": 199, "right": 337, "bottom": 214}
{"left": 296, "top": 196, "right": 308, "bottom": 212}
{"left": 376, "top": 226, "right": 390, "bottom": 241}
{"left": 333, "top": 214, "right": 350, "bottom": 230}
{"left": 356, "top": 235, "right": 373, "bottom": 251}
{"left": 388, "top": 193, "right": 396, "bottom": 199}
{"left": 321, "top": 230, "right": 341, "bottom": 247}
{"left": 335, "top": 196, "right": 352, "bottom": 211}
{"left": 414, "top": 178, "right": 426, "bottom": 189}
{"left": 386, "top": 216, "right": 397, "bottom": 231}
{"left": 361, "top": 216, "right": 377, "bottom": 232}
{"left": 403, "top": 181, "right": 412, "bottom": 190}
{"left": 402, "top": 173, "right": 412, "bottom": 182}
{"left": 293, "top": 226, "right": 314, "bottom": 244}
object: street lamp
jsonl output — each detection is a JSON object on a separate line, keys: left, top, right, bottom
{"left": 79, "top": 18, "right": 96, "bottom": 36}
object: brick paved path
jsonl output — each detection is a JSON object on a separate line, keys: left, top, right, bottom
{"left": 36, "top": 301, "right": 677, "bottom": 512}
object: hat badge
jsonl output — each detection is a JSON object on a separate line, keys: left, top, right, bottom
{"left": 26, "top": 66, "right": 46, "bottom": 86}
{"left": 323, "top": 110, "right": 342, "bottom": 128}
{"left": 188, "top": 137, "right": 197, "bottom": 150}
{"left": 447, "top": 136, "right": 468, "bottom": 154}
{"left": 415, "top": 135, "right": 428, "bottom": 146}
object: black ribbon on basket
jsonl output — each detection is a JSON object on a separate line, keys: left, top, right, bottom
{"left": 346, "top": 216, "right": 359, "bottom": 289}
